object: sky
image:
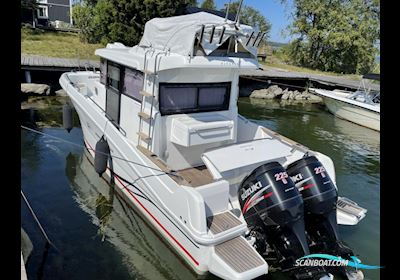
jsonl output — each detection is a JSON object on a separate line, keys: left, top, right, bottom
{"left": 214, "top": 0, "right": 294, "bottom": 43}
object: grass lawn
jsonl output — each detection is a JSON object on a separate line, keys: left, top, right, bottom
{"left": 21, "top": 26, "right": 104, "bottom": 60}
{"left": 20, "top": 26, "right": 374, "bottom": 82}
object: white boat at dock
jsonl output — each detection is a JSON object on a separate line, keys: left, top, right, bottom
{"left": 60, "top": 11, "right": 367, "bottom": 280}
{"left": 310, "top": 75, "right": 380, "bottom": 131}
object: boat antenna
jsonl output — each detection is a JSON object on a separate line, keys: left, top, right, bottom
{"left": 234, "top": 0, "right": 244, "bottom": 27}
{"left": 224, "top": 0, "right": 231, "bottom": 22}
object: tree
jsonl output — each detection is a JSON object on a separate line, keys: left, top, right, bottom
{"left": 221, "top": 1, "right": 271, "bottom": 40}
{"left": 284, "top": 0, "right": 380, "bottom": 74}
{"left": 21, "top": 0, "right": 37, "bottom": 10}
{"left": 200, "top": 0, "right": 216, "bottom": 10}
{"left": 21, "top": 0, "right": 38, "bottom": 27}
{"left": 73, "top": 0, "right": 194, "bottom": 46}
{"left": 187, "top": 0, "right": 198, "bottom": 7}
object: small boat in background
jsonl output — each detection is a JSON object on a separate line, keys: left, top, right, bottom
{"left": 310, "top": 74, "right": 380, "bottom": 131}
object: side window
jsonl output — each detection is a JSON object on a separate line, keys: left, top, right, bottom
{"left": 107, "top": 63, "right": 121, "bottom": 90}
{"left": 105, "top": 88, "right": 120, "bottom": 123}
{"left": 159, "top": 83, "right": 230, "bottom": 115}
{"left": 198, "top": 87, "right": 229, "bottom": 109}
{"left": 105, "top": 62, "right": 121, "bottom": 123}
{"left": 160, "top": 87, "right": 198, "bottom": 114}
{"left": 100, "top": 58, "right": 107, "bottom": 85}
{"left": 123, "top": 68, "right": 143, "bottom": 102}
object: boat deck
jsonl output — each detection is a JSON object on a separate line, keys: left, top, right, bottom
{"left": 207, "top": 211, "right": 242, "bottom": 234}
{"left": 137, "top": 146, "right": 214, "bottom": 187}
{"left": 215, "top": 236, "right": 266, "bottom": 273}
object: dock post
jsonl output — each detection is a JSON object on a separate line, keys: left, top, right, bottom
{"left": 25, "top": 70, "right": 32, "bottom": 83}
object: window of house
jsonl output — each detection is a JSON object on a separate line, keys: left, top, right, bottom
{"left": 123, "top": 68, "right": 143, "bottom": 102}
{"left": 37, "top": 6, "right": 48, "bottom": 19}
{"left": 100, "top": 58, "right": 107, "bottom": 85}
{"left": 159, "top": 82, "right": 230, "bottom": 115}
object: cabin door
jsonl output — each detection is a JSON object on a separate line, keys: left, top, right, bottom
{"left": 105, "top": 62, "right": 122, "bottom": 124}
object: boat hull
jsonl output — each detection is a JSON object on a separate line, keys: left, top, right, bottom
{"left": 322, "top": 96, "right": 380, "bottom": 131}
{"left": 59, "top": 75, "right": 209, "bottom": 274}
{"left": 75, "top": 102, "right": 207, "bottom": 274}
{"left": 59, "top": 73, "right": 269, "bottom": 280}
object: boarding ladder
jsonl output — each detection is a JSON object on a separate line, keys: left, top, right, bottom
{"left": 137, "top": 49, "right": 167, "bottom": 150}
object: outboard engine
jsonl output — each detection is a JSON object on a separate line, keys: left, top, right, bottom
{"left": 287, "top": 156, "right": 363, "bottom": 279}
{"left": 239, "top": 162, "right": 331, "bottom": 279}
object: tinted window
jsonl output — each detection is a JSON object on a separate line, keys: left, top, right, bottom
{"left": 123, "top": 68, "right": 143, "bottom": 102}
{"left": 107, "top": 64, "right": 120, "bottom": 90}
{"left": 160, "top": 87, "right": 198, "bottom": 113}
{"left": 159, "top": 83, "right": 230, "bottom": 115}
{"left": 100, "top": 58, "right": 107, "bottom": 84}
{"left": 106, "top": 88, "right": 120, "bottom": 122}
{"left": 198, "top": 87, "right": 228, "bottom": 108}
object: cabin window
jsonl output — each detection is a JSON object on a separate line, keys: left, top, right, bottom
{"left": 123, "top": 68, "right": 143, "bottom": 102}
{"left": 198, "top": 87, "right": 228, "bottom": 108}
{"left": 105, "top": 61, "right": 121, "bottom": 123}
{"left": 105, "top": 88, "right": 120, "bottom": 123}
{"left": 107, "top": 63, "right": 121, "bottom": 90}
{"left": 159, "top": 82, "right": 230, "bottom": 115}
{"left": 100, "top": 58, "right": 107, "bottom": 85}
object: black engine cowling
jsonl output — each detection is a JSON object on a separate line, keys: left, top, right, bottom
{"left": 238, "top": 162, "right": 329, "bottom": 278}
{"left": 287, "top": 156, "right": 340, "bottom": 246}
{"left": 239, "top": 161, "right": 305, "bottom": 232}
{"left": 287, "top": 156, "right": 356, "bottom": 278}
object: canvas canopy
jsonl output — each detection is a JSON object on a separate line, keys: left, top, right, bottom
{"left": 138, "top": 12, "right": 259, "bottom": 57}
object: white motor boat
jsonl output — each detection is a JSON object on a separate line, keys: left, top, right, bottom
{"left": 60, "top": 12, "right": 367, "bottom": 280}
{"left": 310, "top": 75, "right": 380, "bottom": 131}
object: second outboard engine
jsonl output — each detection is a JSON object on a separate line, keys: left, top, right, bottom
{"left": 239, "top": 162, "right": 331, "bottom": 279}
{"left": 287, "top": 156, "right": 363, "bottom": 279}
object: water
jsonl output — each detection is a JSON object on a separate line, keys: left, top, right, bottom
{"left": 21, "top": 97, "right": 380, "bottom": 280}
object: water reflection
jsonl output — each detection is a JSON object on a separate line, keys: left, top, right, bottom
{"left": 21, "top": 96, "right": 380, "bottom": 280}
{"left": 65, "top": 150, "right": 200, "bottom": 280}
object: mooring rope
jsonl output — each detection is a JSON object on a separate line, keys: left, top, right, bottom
{"left": 242, "top": 75, "right": 311, "bottom": 91}
{"left": 21, "top": 190, "right": 58, "bottom": 251}
{"left": 20, "top": 125, "right": 182, "bottom": 178}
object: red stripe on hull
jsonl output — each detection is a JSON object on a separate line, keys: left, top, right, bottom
{"left": 84, "top": 139, "right": 200, "bottom": 266}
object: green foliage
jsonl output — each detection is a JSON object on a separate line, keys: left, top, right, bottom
{"left": 187, "top": 0, "right": 198, "bottom": 6}
{"left": 221, "top": 1, "right": 271, "bottom": 40}
{"left": 21, "top": 26, "right": 103, "bottom": 60}
{"left": 21, "top": 0, "right": 37, "bottom": 10}
{"left": 200, "top": 0, "right": 216, "bottom": 10}
{"left": 284, "top": 0, "right": 380, "bottom": 74}
{"left": 73, "top": 0, "right": 194, "bottom": 46}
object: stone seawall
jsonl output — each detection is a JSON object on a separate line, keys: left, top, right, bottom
{"left": 249, "top": 85, "right": 322, "bottom": 103}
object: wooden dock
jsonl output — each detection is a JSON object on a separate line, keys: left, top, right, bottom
{"left": 240, "top": 66, "right": 380, "bottom": 92}
{"left": 21, "top": 54, "right": 99, "bottom": 72}
{"left": 21, "top": 54, "right": 379, "bottom": 92}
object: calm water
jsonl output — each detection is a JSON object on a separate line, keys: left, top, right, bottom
{"left": 21, "top": 97, "right": 380, "bottom": 280}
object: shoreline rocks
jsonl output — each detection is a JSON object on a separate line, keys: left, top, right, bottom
{"left": 249, "top": 85, "right": 322, "bottom": 103}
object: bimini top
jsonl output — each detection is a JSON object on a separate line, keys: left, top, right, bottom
{"left": 138, "top": 12, "right": 262, "bottom": 57}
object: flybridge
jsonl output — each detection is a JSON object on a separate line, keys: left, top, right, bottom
{"left": 138, "top": 12, "right": 265, "bottom": 58}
